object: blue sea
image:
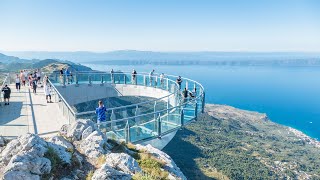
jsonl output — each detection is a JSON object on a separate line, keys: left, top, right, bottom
{"left": 84, "top": 64, "right": 320, "bottom": 140}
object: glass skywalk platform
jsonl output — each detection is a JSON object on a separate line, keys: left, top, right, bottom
{"left": 48, "top": 71, "right": 205, "bottom": 144}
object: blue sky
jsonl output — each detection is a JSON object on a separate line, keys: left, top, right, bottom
{"left": 0, "top": 0, "right": 319, "bottom": 52}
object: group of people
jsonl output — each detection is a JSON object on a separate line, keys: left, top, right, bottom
{"left": 1, "top": 69, "right": 53, "bottom": 106}
{"left": 60, "top": 68, "right": 73, "bottom": 84}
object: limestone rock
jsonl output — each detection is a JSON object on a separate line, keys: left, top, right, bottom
{"left": 82, "top": 126, "right": 93, "bottom": 140}
{"left": 3, "top": 170, "right": 40, "bottom": 180}
{"left": 80, "top": 130, "right": 109, "bottom": 159}
{"left": 60, "top": 124, "right": 70, "bottom": 136}
{"left": 65, "top": 119, "right": 97, "bottom": 141}
{"left": 5, "top": 152, "right": 51, "bottom": 175}
{"left": 0, "top": 134, "right": 47, "bottom": 166}
{"left": 92, "top": 164, "right": 131, "bottom": 180}
{"left": 48, "top": 136, "right": 74, "bottom": 151}
{"left": 105, "top": 153, "right": 141, "bottom": 175}
{"left": 136, "top": 144, "right": 187, "bottom": 180}
{"left": 47, "top": 136, "right": 73, "bottom": 164}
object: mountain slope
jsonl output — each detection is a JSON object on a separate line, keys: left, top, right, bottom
{"left": 163, "top": 104, "right": 320, "bottom": 179}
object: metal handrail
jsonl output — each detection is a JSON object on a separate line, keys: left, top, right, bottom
{"left": 51, "top": 72, "right": 180, "bottom": 116}
{"left": 47, "top": 79, "right": 76, "bottom": 116}
{"left": 96, "top": 95, "right": 201, "bottom": 125}
{"left": 49, "top": 70, "right": 204, "bottom": 126}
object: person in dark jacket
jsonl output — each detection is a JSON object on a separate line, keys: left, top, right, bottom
{"left": 2, "top": 84, "right": 11, "bottom": 105}
{"left": 32, "top": 78, "right": 37, "bottom": 94}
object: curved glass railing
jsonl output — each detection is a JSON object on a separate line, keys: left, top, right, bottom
{"left": 48, "top": 71, "right": 205, "bottom": 143}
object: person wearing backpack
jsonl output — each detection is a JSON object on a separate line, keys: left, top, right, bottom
{"left": 2, "top": 84, "right": 11, "bottom": 105}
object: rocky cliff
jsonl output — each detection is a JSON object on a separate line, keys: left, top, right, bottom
{"left": 0, "top": 119, "right": 186, "bottom": 180}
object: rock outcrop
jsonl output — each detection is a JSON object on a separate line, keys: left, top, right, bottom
{"left": 0, "top": 119, "right": 186, "bottom": 180}
{"left": 136, "top": 144, "right": 187, "bottom": 180}
{"left": 105, "top": 153, "right": 142, "bottom": 175}
{"left": 92, "top": 164, "right": 132, "bottom": 180}
{"left": 0, "top": 134, "right": 50, "bottom": 179}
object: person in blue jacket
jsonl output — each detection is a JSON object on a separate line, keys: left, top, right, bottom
{"left": 95, "top": 100, "right": 107, "bottom": 124}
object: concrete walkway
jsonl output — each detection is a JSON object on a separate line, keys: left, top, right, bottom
{"left": 0, "top": 84, "right": 68, "bottom": 138}
{"left": 0, "top": 84, "right": 29, "bottom": 138}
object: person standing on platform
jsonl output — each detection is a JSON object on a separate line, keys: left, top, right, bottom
{"left": 110, "top": 69, "right": 114, "bottom": 83}
{"left": 176, "top": 76, "right": 182, "bottom": 90}
{"left": 2, "top": 84, "right": 11, "bottom": 105}
{"left": 149, "top": 69, "right": 155, "bottom": 86}
{"left": 23, "top": 70, "right": 28, "bottom": 85}
{"left": 44, "top": 83, "right": 52, "bottom": 103}
{"left": 95, "top": 100, "right": 107, "bottom": 124}
{"left": 160, "top": 73, "right": 165, "bottom": 88}
{"left": 132, "top": 69, "right": 137, "bottom": 85}
{"left": 15, "top": 74, "right": 21, "bottom": 92}
{"left": 20, "top": 70, "right": 26, "bottom": 86}
{"left": 32, "top": 77, "right": 37, "bottom": 94}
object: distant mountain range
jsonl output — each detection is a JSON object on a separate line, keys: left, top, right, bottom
{"left": 0, "top": 53, "right": 91, "bottom": 72}
{"left": 1, "top": 50, "right": 320, "bottom": 67}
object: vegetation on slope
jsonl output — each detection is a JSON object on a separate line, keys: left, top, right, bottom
{"left": 163, "top": 105, "right": 320, "bottom": 179}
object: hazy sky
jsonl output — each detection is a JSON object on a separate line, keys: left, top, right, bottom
{"left": 0, "top": 0, "right": 320, "bottom": 52}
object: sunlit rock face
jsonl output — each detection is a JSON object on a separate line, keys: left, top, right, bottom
{"left": 0, "top": 119, "right": 186, "bottom": 180}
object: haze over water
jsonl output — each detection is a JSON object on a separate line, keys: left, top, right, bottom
{"left": 84, "top": 63, "right": 320, "bottom": 140}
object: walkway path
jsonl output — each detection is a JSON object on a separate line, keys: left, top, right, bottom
{"left": 0, "top": 83, "right": 68, "bottom": 138}
{"left": 0, "top": 84, "right": 29, "bottom": 138}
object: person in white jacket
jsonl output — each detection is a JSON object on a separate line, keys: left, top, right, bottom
{"left": 44, "top": 83, "right": 52, "bottom": 103}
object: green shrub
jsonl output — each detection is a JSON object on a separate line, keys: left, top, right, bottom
{"left": 86, "top": 170, "right": 94, "bottom": 180}
{"left": 137, "top": 153, "right": 168, "bottom": 180}
{"left": 43, "top": 147, "right": 63, "bottom": 178}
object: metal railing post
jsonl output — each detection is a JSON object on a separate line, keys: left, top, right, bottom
{"left": 166, "top": 78, "right": 169, "bottom": 91}
{"left": 167, "top": 96, "right": 170, "bottom": 121}
{"left": 143, "top": 75, "right": 146, "bottom": 86}
{"left": 124, "top": 74, "right": 126, "bottom": 84}
{"left": 180, "top": 108, "right": 184, "bottom": 126}
{"left": 157, "top": 114, "right": 161, "bottom": 138}
{"left": 154, "top": 101, "right": 157, "bottom": 121}
{"left": 194, "top": 102, "right": 198, "bottom": 121}
{"left": 202, "top": 92, "right": 205, "bottom": 113}
{"left": 111, "top": 110, "right": 116, "bottom": 130}
{"left": 124, "top": 120, "right": 130, "bottom": 143}
{"left": 155, "top": 76, "right": 158, "bottom": 88}
{"left": 62, "top": 75, "right": 66, "bottom": 87}
{"left": 186, "top": 80, "right": 188, "bottom": 90}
